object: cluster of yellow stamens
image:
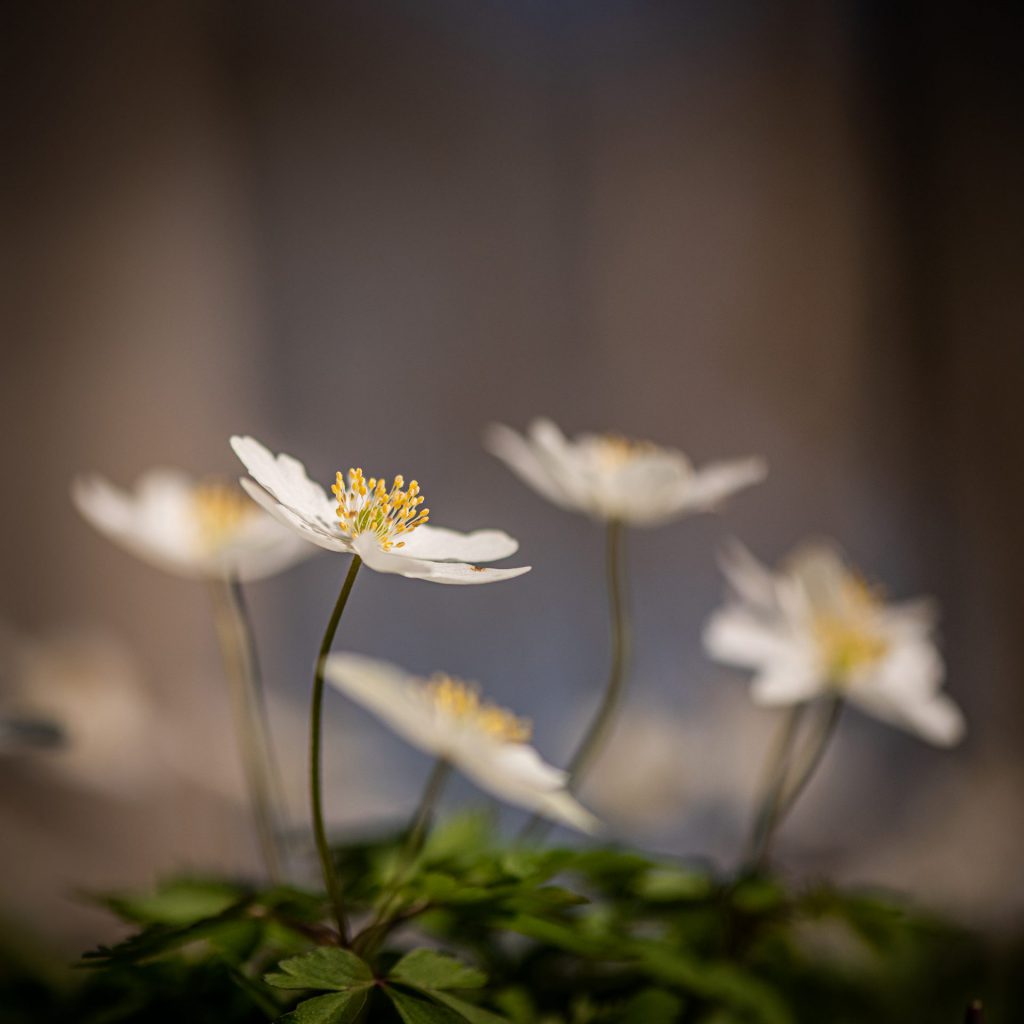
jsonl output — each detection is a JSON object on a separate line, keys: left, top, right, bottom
{"left": 332, "top": 468, "right": 429, "bottom": 551}
{"left": 812, "top": 578, "right": 889, "bottom": 680}
{"left": 426, "top": 674, "right": 532, "bottom": 743}
{"left": 592, "top": 434, "right": 655, "bottom": 469}
{"left": 192, "top": 483, "right": 254, "bottom": 550}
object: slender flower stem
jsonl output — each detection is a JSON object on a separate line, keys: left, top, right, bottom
{"left": 568, "top": 519, "right": 631, "bottom": 783}
{"left": 404, "top": 758, "right": 452, "bottom": 859}
{"left": 744, "top": 704, "right": 807, "bottom": 870}
{"left": 354, "top": 758, "right": 451, "bottom": 956}
{"left": 750, "top": 696, "right": 844, "bottom": 871}
{"left": 310, "top": 556, "right": 362, "bottom": 945}
{"left": 520, "top": 519, "right": 630, "bottom": 842}
{"left": 209, "top": 576, "right": 284, "bottom": 883}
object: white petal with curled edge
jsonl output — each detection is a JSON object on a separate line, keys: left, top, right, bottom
{"left": 352, "top": 533, "right": 531, "bottom": 585}
{"left": 398, "top": 524, "right": 519, "bottom": 562}
{"left": 484, "top": 422, "right": 574, "bottom": 510}
{"left": 231, "top": 435, "right": 336, "bottom": 528}
{"left": 453, "top": 736, "right": 599, "bottom": 834}
{"left": 241, "top": 477, "right": 351, "bottom": 554}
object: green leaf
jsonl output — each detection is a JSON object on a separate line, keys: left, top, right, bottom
{"left": 99, "top": 877, "right": 247, "bottom": 926}
{"left": 390, "top": 949, "right": 486, "bottom": 990}
{"left": 616, "top": 989, "right": 684, "bottom": 1023}
{"left": 430, "top": 990, "right": 511, "bottom": 1024}
{"left": 635, "top": 943, "right": 792, "bottom": 1024}
{"left": 385, "top": 987, "right": 469, "bottom": 1023}
{"left": 634, "top": 868, "right": 714, "bottom": 903}
{"left": 265, "top": 948, "right": 373, "bottom": 991}
{"left": 278, "top": 989, "right": 369, "bottom": 1023}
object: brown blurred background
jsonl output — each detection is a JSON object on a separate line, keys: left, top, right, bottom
{"left": 2, "top": 1, "right": 1022, "bottom": 949}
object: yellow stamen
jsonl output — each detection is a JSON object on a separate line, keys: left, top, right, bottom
{"left": 426, "top": 674, "right": 531, "bottom": 743}
{"left": 331, "top": 468, "right": 430, "bottom": 551}
{"left": 593, "top": 434, "right": 655, "bottom": 469}
{"left": 813, "top": 578, "right": 889, "bottom": 679}
{"left": 192, "top": 483, "right": 255, "bottom": 550}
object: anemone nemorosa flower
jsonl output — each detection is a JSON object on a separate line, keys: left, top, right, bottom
{"left": 73, "top": 469, "right": 313, "bottom": 582}
{"left": 231, "top": 436, "right": 529, "bottom": 585}
{"left": 323, "top": 653, "right": 598, "bottom": 833}
{"left": 703, "top": 541, "right": 965, "bottom": 746}
{"left": 485, "top": 418, "right": 766, "bottom": 526}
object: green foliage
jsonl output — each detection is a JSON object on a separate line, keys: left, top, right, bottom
{"left": 1, "top": 820, "right": 1020, "bottom": 1023}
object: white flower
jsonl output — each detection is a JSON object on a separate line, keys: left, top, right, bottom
{"left": 323, "top": 652, "right": 599, "bottom": 833}
{"left": 484, "top": 418, "right": 766, "bottom": 526}
{"left": 72, "top": 469, "right": 313, "bottom": 582}
{"left": 231, "top": 435, "right": 530, "bottom": 585}
{"left": 703, "top": 541, "right": 965, "bottom": 746}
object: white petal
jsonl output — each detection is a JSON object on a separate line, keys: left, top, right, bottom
{"left": 205, "top": 512, "right": 317, "bottom": 581}
{"left": 601, "top": 452, "right": 694, "bottom": 525}
{"left": 453, "top": 737, "right": 599, "bottom": 834}
{"left": 848, "top": 640, "right": 965, "bottom": 746}
{"left": 397, "top": 524, "right": 519, "bottom": 562}
{"left": 241, "top": 478, "right": 350, "bottom": 554}
{"left": 703, "top": 607, "right": 791, "bottom": 669}
{"left": 324, "top": 653, "right": 599, "bottom": 833}
{"left": 484, "top": 422, "right": 576, "bottom": 511}
{"left": 718, "top": 539, "right": 779, "bottom": 609}
{"left": 231, "top": 435, "right": 336, "bottom": 528}
{"left": 72, "top": 472, "right": 201, "bottom": 577}
{"left": 322, "top": 653, "right": 449, "bottom": 756}
{"left": 352, "top": 533, "right": 530, "bottom": 585}
{"left": 749, "top": 652, "right": 824, "bottom": 706}
{"left": 680, "top": 457, "right": 767, "bottom": 510}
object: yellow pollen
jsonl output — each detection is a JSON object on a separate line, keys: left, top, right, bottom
{"left": 812, "top": 579, "right": 889, "bottom": 679}
{"left": 426, "top": 674, "right": 532, "bottom": 743}
{"left": 331, "top": 467, "right": 430, "bottom": 550}
{"left": 192, "top": 483, "right": 255, "bottom": 550}
{"left": 594, "top": 434, "right": 655, "bottom": 468}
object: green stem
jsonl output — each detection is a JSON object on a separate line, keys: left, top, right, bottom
{"left": 751, "top": 696, "right": 844, "bottom": 871}
{"left": 568, "top": 519, "right": 630, "bottom": 782}
{"left": 521, "top": 520, "right": 630, "bottom": 842}
{"left": 354, "top": 759, "right": 451, "bottom": 956}
{"left": 310, "top": 556, "right": 362, "bottom": 944}
{"left": 209, "top": 576, "right": 284, "bottom": 883}
{"left": 743, "top": 704, "right": 806, "bottom": 871}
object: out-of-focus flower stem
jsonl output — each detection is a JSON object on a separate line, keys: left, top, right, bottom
{"left": 749, "top": 696, "right": 844, "bottom": 871}
{"left": 210, "top": 575, "right": 285, "bottom": 884}
{"left": 355, "top": 758, "right": 452, "bottom": 956}
{"left": 310, "top": 556, "right": 362, "bottom": 945}
{"left": 523, "top": 519, "right": 630, "bottom": 841}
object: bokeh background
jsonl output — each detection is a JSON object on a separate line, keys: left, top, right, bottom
{"left": 2, "top": 1, "right": 1022, "bottom": 951}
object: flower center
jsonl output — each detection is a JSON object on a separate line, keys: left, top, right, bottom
{"left": 332, "top": 468, "right": 429, "bottom": 551}
{"left": 593, "top": 434, "right": 654, "bottom": 469}
{"left": 812, "top": 580, "right": 889, "bottom": 680}
{"left": 192, "top": 483, "right": 255, "bottom": 550}
{"left": 426, "top": 674, "right": 532, "bottom": 743}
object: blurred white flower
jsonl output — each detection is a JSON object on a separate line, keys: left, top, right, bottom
{"left": 231, "top": 435, "right": 530, "bottom": 585}
{"left": 323, "top": 652, "right": 599, "bottom": 834}
{"left": 0, "top": 625, "right": 167, "bottom": 798}
{"left": 485, "top": 418, "right": 766, "bottom": 526}
{"left": 703, "top": 541, "right": 965, "bottom": 746}
{"left": 72, "top": 469, "right": 313, "bottom": 582}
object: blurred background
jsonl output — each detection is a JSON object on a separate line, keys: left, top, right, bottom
{"left": 2, "top": 1, "right": 1022, "bottom": 951}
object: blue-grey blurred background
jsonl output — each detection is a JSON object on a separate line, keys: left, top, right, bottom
{"left": 2, "top": 1, "right": 1022, "bottom": 949}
